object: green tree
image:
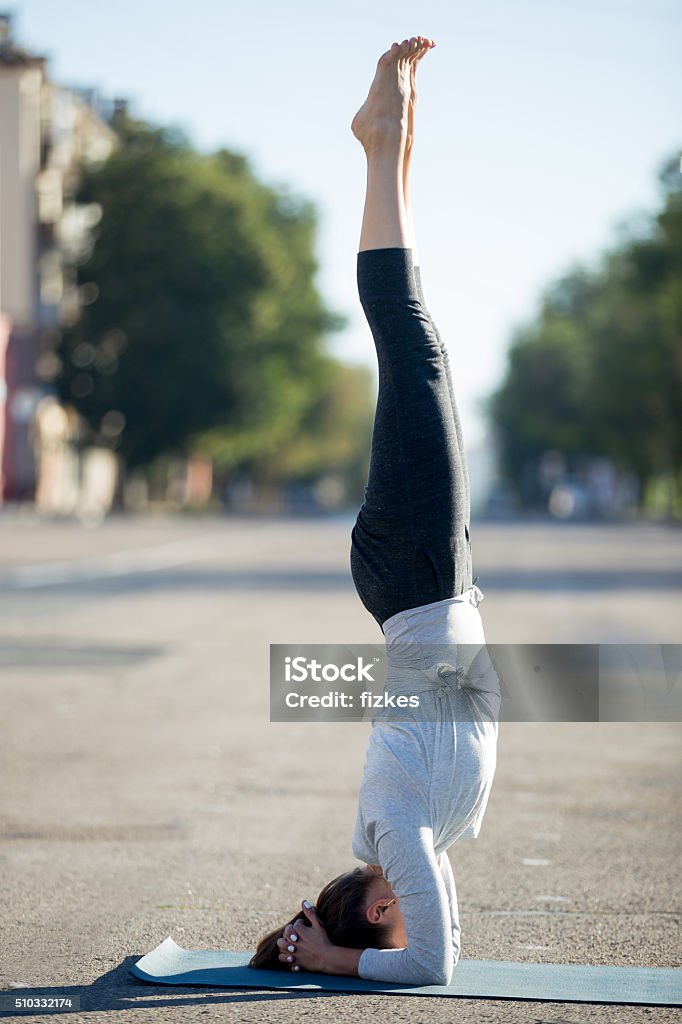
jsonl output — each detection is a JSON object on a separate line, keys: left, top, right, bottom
{"left": 489, "top": 151, "right": 682, "bottom": 513}
{"left": 199, "top": 356, "right": 375, "bottom": 496}
{"left": 57, "top": 116, "right": 369, "bottom": 498}
{"left": 489, "top": 269, "right": 596, "bottom": 504}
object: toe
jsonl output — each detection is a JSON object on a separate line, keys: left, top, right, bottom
{"left": 379, "top": 43, "right": 399, "bottom": 66}
{"left": 414, "top": 37, "right": 433, "bottom": 63}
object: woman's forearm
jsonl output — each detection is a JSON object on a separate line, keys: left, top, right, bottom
{"left": 321, "top": 945, "right": 363, "bottom": 976}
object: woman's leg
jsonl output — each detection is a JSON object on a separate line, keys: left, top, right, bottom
{"left": 412, "top": 266, "right": 471, "bottom": 527}
{"left": 402, "top": 52, "right": 472, "bottom": 533}
{"left": 353, "top": 40, "right": 412, "bottom": 254}
{"left": 349, "top": 38, "right": 472, "bottom": 630}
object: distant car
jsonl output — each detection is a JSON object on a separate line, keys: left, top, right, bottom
{"left": 548, "top": 480, "right": 593, "bottom": 520}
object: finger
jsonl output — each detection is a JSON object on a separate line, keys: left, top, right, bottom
{"left": 278, "top": 952, "right": 296, "bottom": 964}
{"left": 277, "top": 938, "right": 297, "bottom": 953}
{"left": 301, "top": 899, "right": 320, "bottom": 928}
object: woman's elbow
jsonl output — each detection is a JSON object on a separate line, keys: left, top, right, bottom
{"left": 424, "top": 966, "right": 451, "bottom": 987}
{"left": 408, "top": 948, "right": 459, "bottom": 987}
{"left": 421, "top": 959, "right": 454, "bottom": 987}
{"left": 432, "top": 949, "right": 459, "bottom": 987}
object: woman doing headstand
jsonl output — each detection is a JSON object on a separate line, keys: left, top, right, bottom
{"left": 251, "top": 36, "right": 501, "bottom": 986}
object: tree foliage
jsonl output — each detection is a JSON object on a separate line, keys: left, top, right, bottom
{"left": 57, "top": 116, "right": 370, "bottom": 497}
{"left": 489, "top": 152, "right": 682, "bottom": 510}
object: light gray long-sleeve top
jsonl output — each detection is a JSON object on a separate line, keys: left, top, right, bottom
{"left": 351, "top": 585, "right": 501, "bottom": 986}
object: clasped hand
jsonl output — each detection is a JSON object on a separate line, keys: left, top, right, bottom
{"left": 276, "top": 900, "right": 336, "bottom": 973}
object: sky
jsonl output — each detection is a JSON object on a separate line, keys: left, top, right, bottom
{"left": 10, "top": 0, "right": 682, "bottom": 450}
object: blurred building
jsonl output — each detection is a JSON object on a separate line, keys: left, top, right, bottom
{"left": 0, "top": 12, "right": 117, "bottom": 505}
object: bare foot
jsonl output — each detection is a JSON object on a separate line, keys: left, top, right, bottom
{"left": 351, "top": 38, "right": 422, "bottom": 155}
{"left": 404, "top": 37, "right": 435, "bottom": 179}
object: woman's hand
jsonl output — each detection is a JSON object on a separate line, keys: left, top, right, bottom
{"left": 276, "top": 900, "right": 337, "bottom": 973}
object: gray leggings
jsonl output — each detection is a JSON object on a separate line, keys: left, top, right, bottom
{"left": 350, "top": 247, "right": 472, "bottom": 631}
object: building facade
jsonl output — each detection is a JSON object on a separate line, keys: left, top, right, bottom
{"left": 0, "top": 13, "right": 117, "bottom": 505}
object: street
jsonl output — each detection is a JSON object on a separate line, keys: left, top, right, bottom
{"left": 1, "top": 514, "right": 680, "bottom": 1023}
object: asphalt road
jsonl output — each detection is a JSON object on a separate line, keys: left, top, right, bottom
{"left": 0, "top": 513, "right": 680, "bottom": 1023}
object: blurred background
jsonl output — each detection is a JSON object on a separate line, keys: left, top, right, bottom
{"left": 0, "top": 1, "right": 680, "bottom": 521}
{"left": 1, "top": 5, "right": 681, "bottom": 1007}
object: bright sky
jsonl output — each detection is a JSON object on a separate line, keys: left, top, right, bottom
{"left": 12, "top": 0, "right": 681, "bottom": 446}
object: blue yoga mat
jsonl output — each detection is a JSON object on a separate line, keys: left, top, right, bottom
{"left": 131, "top": 936, "right": 681, "bottom": 1006}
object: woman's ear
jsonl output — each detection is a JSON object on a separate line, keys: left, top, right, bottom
{"left": 365, "top": 896, "right": 381, "bottom": 925}
{"left": 365, "top": 896, "right": 394, "bottom": 925}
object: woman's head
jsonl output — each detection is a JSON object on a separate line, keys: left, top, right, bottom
{"left": 249, "top": 864, "right": 402, "bottom": 970}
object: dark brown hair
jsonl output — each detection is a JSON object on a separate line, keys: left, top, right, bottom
{"left": 249, "top": 866, "right": 392, "bottom": 970}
